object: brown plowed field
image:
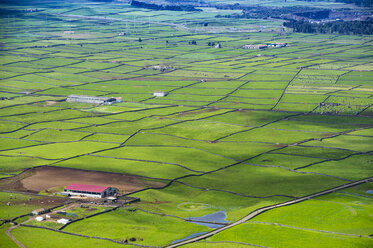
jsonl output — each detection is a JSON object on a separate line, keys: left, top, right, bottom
{"left": 0, "top": 166, "right": 164, "bottom": 194}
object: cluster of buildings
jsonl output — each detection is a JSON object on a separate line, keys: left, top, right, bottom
{"left": 22, "top": 8, "right": 39, "bottom": 12}
{"left": 33, "top": 209, "right": 70, "bottom": 225}
{"left": 33, "top": 184, "right": 118, "bottom": 225}
{"left": 242, "top": 43, "right": 287, "bottom": 50}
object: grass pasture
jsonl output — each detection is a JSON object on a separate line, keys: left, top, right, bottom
{"left": 0, "top": 0, "right": 372, "bottom": 247}
{"left": 204, "top": 183, "right": 373, "bottom": 248}
{"left": 63, "top": 208, "right": 210, "bottom": 246}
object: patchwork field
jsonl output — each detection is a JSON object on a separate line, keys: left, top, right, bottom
{"left": 0, "top": 0, "right": 372, "bottom": 247}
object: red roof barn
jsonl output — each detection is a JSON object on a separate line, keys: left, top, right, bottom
{"left": 64, "top": 184, "right": 117, "bottom": 198}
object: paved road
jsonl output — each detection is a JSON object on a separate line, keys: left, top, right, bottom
{"left": 166, "top": 177, "right": 373, "bottom": 248}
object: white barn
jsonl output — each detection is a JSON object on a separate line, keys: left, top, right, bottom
{"left": 66, "top": 95, "right": 122, "bottom": 105}
{"left": 153, "top": 91, "right": 167, "bottom": 97}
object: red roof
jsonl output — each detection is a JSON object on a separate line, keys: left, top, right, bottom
{"left": 65, "top": 184, "right": 108, "bottom": 193}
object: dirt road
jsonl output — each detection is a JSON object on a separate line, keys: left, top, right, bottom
{"left": 6, "top": 225, "right": 26, "bottom": 248}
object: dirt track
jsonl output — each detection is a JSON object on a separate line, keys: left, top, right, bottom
{"left": 0, "top": 166, "right": 164, "bottom": 194}
{"left": 6, "top": 226, "right": 25, "bottom": 248}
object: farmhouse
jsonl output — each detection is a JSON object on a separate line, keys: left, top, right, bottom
{"left": 66, "top": 95, "right": 122, "bottom": 105}
{"left": 32, "top": 208, "right": 48, "bottom": 215}
{"left": 267, "top": 43, "right": 287, "bottom": 48}
{"left": 153, "top": 91, "right": 167, "bottom": 97}
{"left": 64, "top": 184, "right": 117, "bottom": 198}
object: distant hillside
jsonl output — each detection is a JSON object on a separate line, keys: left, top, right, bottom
{"left": 336, "top": 0, "right": 372, "bottom": 6}
{"left": 131, "top": 0, "right": 202, "bottom": 11}
{"left": 284, "top": 19, "right": 373, "bottom": 35}
{"left": 301, "top": 0, "right": 373, "bottom": 7}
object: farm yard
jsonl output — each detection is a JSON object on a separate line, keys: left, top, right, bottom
{"left": 0, "top": 0, "right": 372, "bottom": 247}
{"left": 0, "top": 166, "right": 165, "bottom": 194}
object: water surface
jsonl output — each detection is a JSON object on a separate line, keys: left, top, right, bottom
{"left": 187, "top": 211, "right": 228, "bottom": 228}
{"left": 171, "top": 232, "right": 208, "bottom": 244}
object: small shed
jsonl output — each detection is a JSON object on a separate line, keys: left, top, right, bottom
{"left": 32, "top": 208, "right": 46, "bottom": 215}
{"left": 35, "top": 216, "right": 44, "bottom": 222}
{"left": 57, "top": 218, "right": 70, "bottom": 225}
{"left": 153, "top": 91, "right": 167, "bottom": 97}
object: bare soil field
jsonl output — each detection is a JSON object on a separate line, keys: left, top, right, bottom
{"left": 8, "top": 196, "right": 66, "bottom": 208}
{"left": 0, "top": 166, "right": 165, "bottom": 194}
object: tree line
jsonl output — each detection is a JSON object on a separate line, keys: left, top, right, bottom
{"left": 131, "top": 0, "right": 201, "bottom": 11}
{"left": 283, "top": 20, "right": 373, "bottom": 35}
{"left": 298, "top": 0, "right": 372, "bottom": 6}
{"left": 329, "top": 0, "right": 372, "bottom": 7}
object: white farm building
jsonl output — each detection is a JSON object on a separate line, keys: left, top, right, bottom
{"left": 66, "top": 95, "right": 122, "bottom": 105}
{"left": 153, "top": 91, "right": 167, "bottom": 97}
{"left": 64, "top": 184, "right": 117, "bottom": 198}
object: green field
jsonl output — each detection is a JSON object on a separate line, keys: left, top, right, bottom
{"left": 0, "top": 0, "right": 372, "bottom": 247}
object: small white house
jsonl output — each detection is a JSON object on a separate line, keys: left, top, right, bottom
{"left": 35, "top": 216, "right": 44, "bottom": 222}
{"left": 57, "top": 218, "right": 70, "bottom": 225}
{"left": 153, "top": 91, "right": 167, "bottom": 97}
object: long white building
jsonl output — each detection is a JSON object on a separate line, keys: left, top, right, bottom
{"left": 64, "top": 184, "right": 117, "bottom": 198}
{"left": 66, "top": 95, "right": 122, "bottom": 105}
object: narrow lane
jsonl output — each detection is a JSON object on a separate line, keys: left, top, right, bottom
{"left": 6, "top": 225, "right": 26, "bottom": 248}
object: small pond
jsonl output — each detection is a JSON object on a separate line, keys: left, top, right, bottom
{"left": 366, "top": 190, "right": 373, "bottom": 194}
{"left": 187, "top": 211, "right": 228, "bottom": 229}
{"left": 170, "top": 211, "right": 229, "bottom": 244}
{"left": 57, "top": 211, "right": 77, "bottom": 217}
{"left": 171, "top": 232, "right": 208, "bottom": 244}
{"left": 171, "top": 211, "right": 229, "bottom": 244}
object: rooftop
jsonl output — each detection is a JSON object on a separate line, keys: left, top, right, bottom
{"left": 67, "top": 95, "right": 111, "bottom": 100}
{"left": 65, "top": 184, "right": 109, "bottom": 193}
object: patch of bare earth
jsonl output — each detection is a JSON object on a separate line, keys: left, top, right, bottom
{"left": 45, "top": 101, "right": 57, "bottom": 106}
{"left": 10, "top": 196, "right": 66, "bottom": 208}
{"left": 0, "top": 166, "right": 165, "bottom": 194}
